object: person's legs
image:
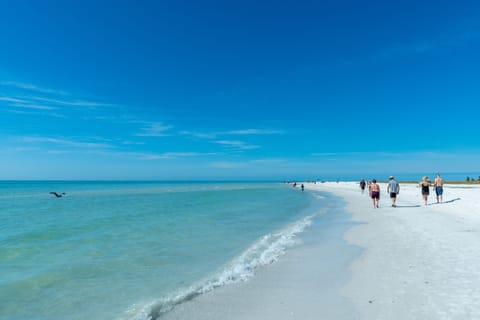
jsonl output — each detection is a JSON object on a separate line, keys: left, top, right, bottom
{"left": 438, "top": 187, "right": 443, "bottom": 203}
{"left": 372, "top": 193, "right": 379, "bottom": 208}
{"left": 391, "top": 193, "right": 397, "bottom": 207}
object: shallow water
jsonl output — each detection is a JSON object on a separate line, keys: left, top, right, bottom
{"left": 0, "top": 181, "right": 319, "bottom": 320}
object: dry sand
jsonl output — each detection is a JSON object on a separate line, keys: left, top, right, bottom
{"left": 312, "top": 181, "right": 480, "bottom": 319}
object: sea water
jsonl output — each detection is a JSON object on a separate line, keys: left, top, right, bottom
{"left": 0, "top": 181, "right": 327, "bottom": 320}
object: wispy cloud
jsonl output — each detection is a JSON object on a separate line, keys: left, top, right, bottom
{"left": 222, "top": 129, "right": 284, "bottom": 135}
{"left": 1, "top": 81, "right": 68, "bottom": 95}
{"left": 0, "top": 80, "right": 115, "bottom": 117}
{"left": 182, "top": 129, "right": 278, "bottom": 151}
{"left": 180, "top": 131, "right": 217, "bottom": 139}
{"left": 21, "top": 136, "right": 113, "bottom": 149}
{"left": 121, "top": 140, "right": 146, "bottom": 145}
{"left": 10, "top": 103, "right": 56, "bottom": 110}
{"left": 214, "top": 140, "right": 260, "bottom": 150}
{"left": 135, "top": 122, "right": 174, "bottom": 137}
{"left": 181, "top": 128, "right": 283, "bottom": 140}
{"left": 26, "top": 96, "right": 113, "bottom": 108}
{"left": 134, "top": 151, "right": 217, "bottom": 160}
{"left": 15, "top": 135, "right": 219, "bottom": 160}
{"left": 373, "top": 18, "right": 480, "bottom": 61}
{"left": 0, "top": 96, "right": 28, "bottom": 103}
{"left": 250, "top": 158, "right": 286, "bottom": 164}
{"left": 312, "top": 152, "right": 362, "bottom": 157}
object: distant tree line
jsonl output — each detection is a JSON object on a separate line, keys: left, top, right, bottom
{"left": 465, "top": 176, "right": 480, "bottom": 182}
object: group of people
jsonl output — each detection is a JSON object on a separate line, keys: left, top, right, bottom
{"left": 420, "top": 174, "right": 444, "bottom": 206}
{"left": 360, "top": 173, "right": 444, "bottom": 208}
{"left": 289, "top": 182, "right": 305, "bottom": 192}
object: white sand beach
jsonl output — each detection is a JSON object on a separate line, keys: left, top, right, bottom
{"left": 312, "top": 181, "right": 480, "bottom": 319}
{"left": 160, "top": 181, "right": 480, "bottom": 319}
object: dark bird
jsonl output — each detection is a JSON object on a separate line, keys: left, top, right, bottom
{"left": 50, "top": 192, "right": 66, "bottom": 198}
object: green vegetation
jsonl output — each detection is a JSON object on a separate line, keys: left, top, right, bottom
{"left": 465, "top": 176, "right": 480, "bottom": 184}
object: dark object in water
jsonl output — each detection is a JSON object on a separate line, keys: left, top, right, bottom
{"left": 49, "top": 192, "right": 66, "bottom": 198}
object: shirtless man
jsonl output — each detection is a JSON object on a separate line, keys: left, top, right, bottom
{"left": 434, "top": 173, "right": 444, "bottom": 203}
{"left": 369, "top": 179, "right": 380, "bottom": 208}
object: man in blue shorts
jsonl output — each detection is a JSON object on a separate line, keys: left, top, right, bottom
{"left": 434, "top": 173, "right": 444, "bottom": 203}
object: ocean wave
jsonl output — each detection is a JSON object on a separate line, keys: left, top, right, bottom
{"left": 125, "top": 212, "right": 320, "bottom": 320}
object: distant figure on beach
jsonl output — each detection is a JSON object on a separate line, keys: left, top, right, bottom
{"left": 434, "top": 173, "right": 444, "bottom": 203}
{"left": 293, "top": 182, "right": 297, "bottom": 188}
{"left": 301, "top": 184, "right": 304, "bottom": 192}
{"left": 419, "top": 176, "right": 430, "bottom": 206}
{"left": 387, "top": 176, "right": 400, "bottom": 207}
{"left": 49, "top": 192, "right": 66, "bottom": 198}
{"left": 369, "top": 179, "right": 380, "bottom": 208}
{"left": 359, "top": 179, "right": 366, "bottom": 194}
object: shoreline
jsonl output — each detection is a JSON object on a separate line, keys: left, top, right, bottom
{"left": 159, "top": 190, "right": 360, "bottom": 320}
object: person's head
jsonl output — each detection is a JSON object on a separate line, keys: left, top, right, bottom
{"left": 372, "top": 179, "right": 377, "bottom": 183}
{"left": 423, "top": 176, "right": 429, "bottom": 182}
{"left": 436, "top": 173, "right": 441, "bottom": 178}
{"left": 389, "top": 176, "right": 394, "bottom": 180}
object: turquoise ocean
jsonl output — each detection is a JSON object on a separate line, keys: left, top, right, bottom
{"left": 0, "top": 181, "right": 331, "bottom": 320}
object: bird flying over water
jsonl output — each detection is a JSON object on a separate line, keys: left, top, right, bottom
{"left": 49, "top": 192, "right": 66, "bottom": 198}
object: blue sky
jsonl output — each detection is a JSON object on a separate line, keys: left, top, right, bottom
{"left": 1, "top": 0, "right": 479, "bottom": 180}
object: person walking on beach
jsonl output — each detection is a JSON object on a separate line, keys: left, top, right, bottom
{"left": 420, "top": 176, "right": 431, "bottom": 207}
{"left": 387, "top": 176, "right": 400, "bottom": 207}
{"left": 434, "top": 173, "right": 444, "bottom": 203}
{"left": 359, "top": 179, "right": 366, "bottom": 194}
{"left": 301, "top": 184, "right": 304, "bottom": 192}
{"left": 369, "top": 179, "right": 380, "bottom": 208}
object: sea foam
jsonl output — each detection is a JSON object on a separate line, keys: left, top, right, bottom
{"left": 128, "top": 211, "right": 321, "bottom": 320}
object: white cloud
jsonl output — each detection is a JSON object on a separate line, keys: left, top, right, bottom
{"left": 373, "top": 19, "right": 480, "bottom": 61}
{"left": 135, "top": 122, "right": 174, "bottom": 137}
{"left": 21, "top": 136, "right": 112, "bottom": 149}
{"left": 121, "top": 140, "right": 146, "bottom": 145}
{"left": 180, "top": 131, "right": 217, "bottom": 139}
{"left": 26, "top": 96, "right": 113, "bottom": 108}
{"left": 1, "top": 80, "right": 115, "bottom": 118}
{"left": 0, "top": 96, "right": 28, "bottom": 103}
{"left": 214, "top": 140, "right": 260, "bottom": 150}
{"left": 10, "top": 103, "right": 56, "bottom": 110}
{"left": 223, "top": 129, "right": 283, "bottom": 135}
{"left": 1, "top": 81, "right": 69, "bottom": 95}
{"left": 181, "top": 128, "right": 283, "bottom": 140}
{"left": 250, "top": 158, "right": 286, "bottom": 164}
{"left": 135, "top": 151, "right": 216, "bottom": 160}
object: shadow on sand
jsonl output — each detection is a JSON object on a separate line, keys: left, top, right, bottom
{"left": 395, "top": 204, "right": 422, "bottom": 208}
{"left": 430, "top": 198, "right": 461, "bottom": 205}
{"left": 396, "top": 198, "right": 462, "bottom": 208}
